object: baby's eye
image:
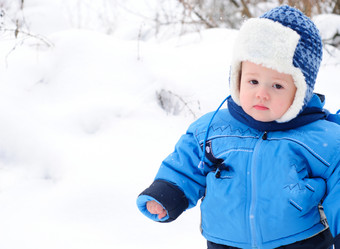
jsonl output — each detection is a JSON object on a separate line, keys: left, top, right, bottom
{"left": 249, "top": 80, "right": 258, "bottom": 85}
{"left": 273, "top": 84, "right": 283, "bottom": 89}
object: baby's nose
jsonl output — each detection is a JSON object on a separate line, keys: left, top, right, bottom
{"left": 256, "top": 86, "right": 270, "bottom": 100}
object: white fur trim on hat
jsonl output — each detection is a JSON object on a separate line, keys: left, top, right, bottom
{"left": 229, "top": 18, "right": 307, "bottom": 123}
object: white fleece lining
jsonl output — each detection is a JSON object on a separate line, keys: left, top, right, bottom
{"left": 229, "top": 18, "right": 307, "bottom": 123}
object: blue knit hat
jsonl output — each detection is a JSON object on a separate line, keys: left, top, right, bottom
{"left": 229, "top": 5, "right": 323, "bottom": 122}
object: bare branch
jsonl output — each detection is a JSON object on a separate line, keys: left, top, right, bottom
{"left": 157, "top": 89, "right": 200, "bottom": 119}
{"left": 240, "top": 0, "right": 252, "bottom": 18}
{"left": 333, "top": 0, "right": 340, "bottom": 14}
{"left": 1, "top": 27, "right": 54, "bottom": 47}
{"left": 178, "top": 0, "right": 217, "bottom": 28}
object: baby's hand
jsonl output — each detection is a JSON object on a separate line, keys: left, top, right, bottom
{"left": 146, "top": 200, "right": 167, "bottom": 219}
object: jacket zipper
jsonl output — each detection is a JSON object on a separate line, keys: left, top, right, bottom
{"left": 249, "top": 131, "right": 267, "bottom": 249}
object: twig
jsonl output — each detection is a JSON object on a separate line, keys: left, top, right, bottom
{"left": 1, "top": 27, "right": 54, "bottom": 47}
{"left": 157, "top": 89, "right": 199, "bottom": 119}
{"left": 178, "top": 0, "right": 217, "bottom": 28}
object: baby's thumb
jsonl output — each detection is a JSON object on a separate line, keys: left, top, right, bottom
{"left": 156, "top": 206, "right": 167, "bottom": 219}
{"left": 147, "top": 201, "right": 167, "bottom": 219}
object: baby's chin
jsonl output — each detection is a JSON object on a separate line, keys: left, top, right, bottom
{"left": 245, "top": 110, "right": 277, "bottom": 123}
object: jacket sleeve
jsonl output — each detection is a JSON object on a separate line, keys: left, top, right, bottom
{"left": 322, "top": 160, "right": 340, "bottom": 248}
{"left": 137, "top": 122, "right": 207, "bottom": 222}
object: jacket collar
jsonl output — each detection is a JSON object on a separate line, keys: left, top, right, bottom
{"left": 227, "top": 94, "right": 328, "bottom": 131}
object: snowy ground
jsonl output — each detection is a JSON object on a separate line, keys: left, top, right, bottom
{"left": 0, "top": 1, "right": 339, "bottom": 248}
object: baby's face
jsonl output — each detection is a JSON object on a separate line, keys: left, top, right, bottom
{"left": 239, "top": 61, "right": 297, "bottom": 122}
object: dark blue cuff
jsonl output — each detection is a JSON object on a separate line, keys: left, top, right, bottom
{"left": 138, "top": 179, "right": 189, "bottom": 222}
{"left": 334, "top": 234, "right": 340, "bottom": 249}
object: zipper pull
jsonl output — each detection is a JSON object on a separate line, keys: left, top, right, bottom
{"left": 215, "top": 168, "right": 221, "bottom": 178}
{"left": 262, "top": 131, "right": 268, "bottom": 140}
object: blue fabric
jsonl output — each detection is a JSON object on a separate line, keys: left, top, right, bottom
{"left": 327, "top": 112, "right": 340, "bottom": 124}
{"left": 137, "top": 98, "right": 340, "bottom": 248}
{"left": 260, "top": 5, "right": 323, "bottom": 107}
{"left": 227, "top": 94, "right": 328, "bottom": 131}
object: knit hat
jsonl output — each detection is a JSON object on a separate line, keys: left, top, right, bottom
{"left": 229, "top": 5, "right": 323, "bottom": 123}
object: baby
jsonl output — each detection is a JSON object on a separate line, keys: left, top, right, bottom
{"left": 137, "top": 5, "right": 340, "bottom": 249}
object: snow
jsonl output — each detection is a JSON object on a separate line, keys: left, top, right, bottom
{"left": 0, "top": 1, "right": 339, "bottom": 248}
{"left": 314, "top": 14, "right": 340, "bottom": 43}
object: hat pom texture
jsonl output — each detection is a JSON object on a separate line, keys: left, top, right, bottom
{"left": 229, "top": 5, "right": 323, "bottom": 123}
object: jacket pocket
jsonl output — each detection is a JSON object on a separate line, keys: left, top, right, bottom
{"left": 260, "top": 176, "right": 327, "bottom": 243}
{"left": 200, "top": 171, "right": 248, "bottom": 243}
{"left": 286, "top": 177, "right": 326, "bottom": 215}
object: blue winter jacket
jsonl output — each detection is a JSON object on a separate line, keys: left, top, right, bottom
{"left": 137, "top": 94, "right": 340, "bottom": 249}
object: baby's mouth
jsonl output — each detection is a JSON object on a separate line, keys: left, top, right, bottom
{"left": 253, "top": 105, "right": 269, "bottom": 110}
